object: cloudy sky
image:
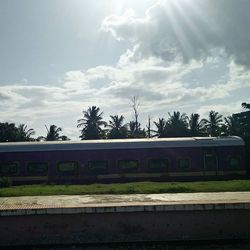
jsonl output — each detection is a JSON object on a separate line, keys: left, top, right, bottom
{"left": 1, "top": 0, "right": 250, "bottom": 139}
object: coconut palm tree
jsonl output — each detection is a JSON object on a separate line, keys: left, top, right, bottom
{"left": 128, "top": 121, "right": 146, "bottom": 138}
{"left": 166, "top": 111, "right": 189, "bottom": 137}
{"left": 77, "top": 106, "right": 106, "bottom": 140}
{"left": 16, "top": 124, "right": 35, "bottom": 141}
{"left": 46, "top": 125, "right": 63, "bottom": 141}
{"left": 107, "top": 115, "right": 128, "bottom": 139}
{"left": 37, "top": 125, "right": 69, "bottom": 141}
{"left": 153, "top": 118, "right": 168, "bottom": 138}
{"left": 203, "top": 110, "right": 223, "bottom": 137}
{"left": 188, "top": 113, "right": 206, "bottom": 136}
{"left": 222, "top": 116, "right": 242, "bottom": 136}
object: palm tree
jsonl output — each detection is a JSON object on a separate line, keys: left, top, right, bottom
{"left": 166, "top": 111, "right": 189, "bottom": 137}
{"left": 153, "top": 118, "right": 168, "bottom": 138}
{"left": 77, "top": 106, "right": 106, "bottom": 140}
{"left": 107, "top": 115, "right": 128, "bottom": 139}
{"left": 38, "top": 125, "right": 69, "bottom": 141}
{"left": 203, "top": 110, "right": 223, "bottom": 137}
{"left": 128, "top": 121, "right": 146, "bottom": 138}
{"left": 222, "top": 116, "right": 242, "bottom": 136}
{"left": 16, "top": 124, "right": 35, "bottom": 141}
{"left": 188, "top": 113, "right": 206, "bottom": 136}
{"left": 46, "top": 125, "right": 63, "bottom": 141}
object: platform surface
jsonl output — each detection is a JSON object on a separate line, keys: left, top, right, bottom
{"left": 0, "top": 191, "right": 250, "bottom": 209}
{"left": 1, "top": 192, "right": 250, "bottom": 245}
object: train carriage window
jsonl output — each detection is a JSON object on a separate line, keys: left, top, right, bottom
{"left": 88, "top": 160, "right": 108, "bottom": 170}
{"left": 118, "top": 160, "right": 139, "bottom": 170}
{"left": 27, "top": 162, "right": 48, "bottom": 174}
{"left": 178, "top": 158, "right": 191, "bottom": 170}
{"left": 148, "top": 159, "right": 168, "bottom": 169}
{"left": 204, "top": 153, "right": 217, "bottom": 170}
{"left": 0, "top": 162, "right": 19, "bottom": 176}
{"left": 57, "top": 161, "right": 79, "bottom": 173}
{"left": 228, "top": 156, "right": 241, "bottom": 169}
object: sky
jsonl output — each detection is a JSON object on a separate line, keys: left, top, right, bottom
{"left": 0, "top": 0, "right": 250, "bottom": 140}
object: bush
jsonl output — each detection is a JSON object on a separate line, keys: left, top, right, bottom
{"left": 0, "top": 177, "right": 12, "bottom": 188}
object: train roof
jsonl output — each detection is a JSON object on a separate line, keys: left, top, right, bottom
{"left": 0, "top": 136, "right": 245, "bottom": 153}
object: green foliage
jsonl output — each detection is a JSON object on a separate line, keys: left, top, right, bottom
{"left": 0, "top": 122, "right": 19, "bottom": 142}
{"left": 16, "top": 124, "right": 35, "bottom": 141}
{"left": 222, "top": 116, "right": 242, "bottom": 136}
{"left": 107, "top": 115, "right": 128, "bottom": 139}
{"left": 153, "top": 112, "right": 189, "bottom": 138}
{"left": 1, "top": 103, "right": 250, "bottom": 141}
{"left": 203, "top": 110, "right": 223, "bottom": 136}
{"left": 166, "top": 111, "right": 189, "bottom": 137}
{"left": 1, "top": 180, "right": 250, "bottom": 196}
{"left": 233, "top": 110, "right": 250, "bottom": 136}
{"left": 0, "top": 122, "right": 35, "bottom": 142}
{"left": 77, "top": 106, "right": 106, "bottom": 140}
{"left": 38, "top": 125, "right": 69, "bottom": 141}
{"left": 153, "top": 118, "right": 168, "bottom": 137}
{"left": 188, "top": 113, "right": 206, "bottom": 136}
{"left": 128, "top": 121, "right": 146, "bottom": 138}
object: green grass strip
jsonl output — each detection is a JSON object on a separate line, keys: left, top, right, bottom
{"left": 0, "top": 179, "right": 250, "bottom": 197}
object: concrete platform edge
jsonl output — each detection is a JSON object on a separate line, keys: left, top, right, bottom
{"left": 1, "top": 202, "right": 250, "bottom": 217}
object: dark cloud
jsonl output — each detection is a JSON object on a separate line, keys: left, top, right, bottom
{"left": 103, "top": 84, "right": 166, "bottom": 101}
{"left": 103, "top": 0, "right": 250, "bottom": 67}
{"left": 134, "top": 68, "right": 170, "bottom": 84}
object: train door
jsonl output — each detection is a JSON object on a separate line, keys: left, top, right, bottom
{"left": 203, "top": 149, "right": 218, "bottom": 176}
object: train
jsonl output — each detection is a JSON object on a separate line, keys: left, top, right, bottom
{"left": 0, "top": 136, "right": 247, "bottom": 185}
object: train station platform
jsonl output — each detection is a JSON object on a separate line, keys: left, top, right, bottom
{"left": 1, "top": 192, "right": 250, "bottom": 215}
{"left": 0, "top": 192, "right": 250, "bottom": 246}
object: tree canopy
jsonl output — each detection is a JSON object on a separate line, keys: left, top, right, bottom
{"left": 106, "top": 115, "right": 128, "bottom": 139}
{"left": 1, "top": 102, "right": 250, "bottom": 142}
{"left": 37, "top": 125, "right": 69, "bottom": 141}
{"left": 77, "top": 106, "right": 106, "bottom": 140}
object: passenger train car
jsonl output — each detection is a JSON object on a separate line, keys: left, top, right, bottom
{"left": 0, "top": 136, "right": 247, "bottom": 185}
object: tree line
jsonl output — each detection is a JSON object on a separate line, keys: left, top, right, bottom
{"left": 0, "top": 124, "right": 70, "bottom": 142}
{"left": 0, "top": 102, "right": 249, "bottom": 142}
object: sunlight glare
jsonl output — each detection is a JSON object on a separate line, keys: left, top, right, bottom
{"left": 162, "top": 0, "right": 208, "bottom": 61}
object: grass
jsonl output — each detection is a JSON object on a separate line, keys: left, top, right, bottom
{"left": 0, "top": 179, "right": 250, "bottom": 197}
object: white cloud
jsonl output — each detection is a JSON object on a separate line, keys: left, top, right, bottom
{"left": 1, "top": 0, "right": 250, "bottom": 139}
{"left": 197, "top": 101, "right": 244, "bottom": 119}
{"left": 63, "top": 70, "right": 89, "bottom": 90}
{"left": 1, "top": 54, "right": 249, "bottom": 133}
